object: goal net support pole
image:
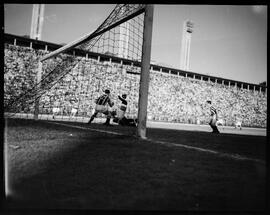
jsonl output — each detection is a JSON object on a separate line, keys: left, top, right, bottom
{"left": 34, "top": 61, "right": 43, "bottom": 120}
{"left": 137, "top": 5, "right": 154, "bottom": 139}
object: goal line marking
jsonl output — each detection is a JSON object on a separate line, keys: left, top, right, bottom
{"left": 48, "top": 121, "right": 265, "bottom": 165}
{"left": 47, "top": 121, "right": 124, "bottom": 136}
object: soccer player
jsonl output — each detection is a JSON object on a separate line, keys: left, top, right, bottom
{"left": 70, "top": 98, "right": 78, "bottom": 117}
{"left": 112, "top": 114, "right": 138, "bottom": 127}
{"left": 117, "top": 94, "right": 127, "bottom": 120}
{"left": 52, "top": 98, "right": 61, "bottom": 119}
{"left": 111, "top": 94, "right": 138, "bottom": 127}
{"left": 87, "top": 89, "right": 114, "bottom": 125}
{"left": 206, "top": 100, "right": 220, "bottom": 133}
{"left": 234, "top": 115, "right": 242, "bottom": 130}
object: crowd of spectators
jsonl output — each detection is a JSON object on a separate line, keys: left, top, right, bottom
{"left": 4, "top": 44, "right": 267, "bottom": 128}
{"left": 147, "top": 71, "right": 267, "bottom": 127}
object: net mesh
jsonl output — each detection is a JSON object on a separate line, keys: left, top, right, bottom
{"left": 4, "top": 4, "right": 146, "bottom": 121}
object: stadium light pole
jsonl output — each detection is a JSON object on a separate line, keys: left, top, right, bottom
{"left": 137, "top": 5, "right": 154, "bottom": 139}
{"left": 30, "top": 4, "right": 45, "bottom": 40}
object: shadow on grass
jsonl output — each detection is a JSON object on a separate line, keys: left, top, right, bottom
{"left": 4, "top": 118, "right": 267, "bottom": 212}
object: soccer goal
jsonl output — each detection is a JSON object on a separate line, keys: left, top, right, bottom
{"left": 4, "top": 4, "right": 154, "bottom": 139}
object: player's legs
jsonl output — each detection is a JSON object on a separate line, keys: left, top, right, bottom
{"left": 88, "top": 105, "right": 107, "bottom": 124}
{"left": 103, "top": 116, "right": 112, "bottom": 125}
{"left": 118, "top": 117, "right": 137, "bottom": 127}
{"left": 127, "top": 118, "right": 137, "bottom": 127}
{"left": 210, "top": 115, "right": 219, "bottom": 133}
{"left": 88, "top": 110, "right": 98, "bottom": 124}
{"left": 103, "top": 110, "right": 112, "bottom": 125}
{"left": 113, "top": 117, "right": 119, "bottom": 123}
{"left": 118, "top": 116, "right": 129, "bottom": 126}
{"left": 52, "top": 107, "right": 60, "bottom": 119}
{"left": 94, "top": 106, "right": 112, "bottom": 125}
{"left": 214, "top": 116, "right": 220, "bottom": 133}
{"left": 117, "top": 110, "right": 125, "bottom": 120}
{"left": 111, "top": 110, "right": 119, "bottom": 123}
{"left": 213, "top": 125, "right": 220, "bottom": 133}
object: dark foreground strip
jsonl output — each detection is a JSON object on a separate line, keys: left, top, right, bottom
{"left": 48, "top": 121, "right": 265, "bottom": 165}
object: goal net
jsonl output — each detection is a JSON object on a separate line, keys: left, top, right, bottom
{"left": 4, "top": 4, "right": 148, "bottom": 123}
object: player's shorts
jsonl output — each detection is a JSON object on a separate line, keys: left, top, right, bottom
{"left": 95, "top": 104, "right": 108, "bottom": 114}
{"left": 216, "top": 119, "right": 224, "bottom": 126}
{"left": 117, "top": 109, "right": 126, "bottom": 119}
{"left": 210, "top": 114, "right": 217, "bottom": 126}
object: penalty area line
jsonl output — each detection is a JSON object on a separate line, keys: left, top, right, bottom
{"left": 46, "top": 121, "right": 265, "bottom": 165}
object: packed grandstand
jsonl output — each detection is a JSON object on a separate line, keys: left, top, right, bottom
{"left": 4, "top": 34, "right": 267, "bottom": 128}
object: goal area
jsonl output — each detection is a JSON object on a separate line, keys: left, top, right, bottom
{"left": 4, "top": 4, "right": 154, "bottom": 138}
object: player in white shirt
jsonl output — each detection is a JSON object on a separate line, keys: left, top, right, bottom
{"left": 206, "top": 100, "right": 220, "bottom": 133}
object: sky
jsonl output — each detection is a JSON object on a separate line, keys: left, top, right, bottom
{"left": 4, "top": 4, "right": 267, "bottom": 84}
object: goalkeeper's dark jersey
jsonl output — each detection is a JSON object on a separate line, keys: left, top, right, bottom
{"left": 118, "top": 96, "right": 127, "bottom": 111}
{"left": 96, "top": 94, "right": 112, "bottom": 106}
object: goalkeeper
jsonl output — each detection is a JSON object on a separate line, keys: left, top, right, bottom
{"left": 87, "top": 89, "right": 114, "bottom": 126}
{"left": 112, "top": 94, "right": 137, "bottom": 127}
{"left": 117, "top": 94, "right": 128, "bottom": 120}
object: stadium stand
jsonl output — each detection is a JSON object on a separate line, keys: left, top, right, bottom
{"left": 4, "top": 34, "right": 267, "bottom": 128}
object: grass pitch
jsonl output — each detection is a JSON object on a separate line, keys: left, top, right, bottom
{"left": 4, "top": 118, "right": 267, "bottom": 211}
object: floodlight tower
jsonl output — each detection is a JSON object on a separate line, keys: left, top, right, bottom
{"left": 30, "top": 4, "right": 45, "bottom": 40}
{"left": 180, "top": 20, "right": 194, "bottom": 71}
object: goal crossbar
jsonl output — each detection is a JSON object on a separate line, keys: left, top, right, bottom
{"left": 40, "top": 6, "right": 146, "bottom": 62}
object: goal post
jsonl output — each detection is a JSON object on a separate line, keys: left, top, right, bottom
{"left": 7, "top": 4, "right": 154, "bottom": 139}
{"left": 34, "top": 4, "right": 154, "bottom": 139}
{"left": 137, "top": 5, "right": 154, "bottom": 139}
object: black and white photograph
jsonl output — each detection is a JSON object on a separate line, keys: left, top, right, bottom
{"left": 3, "top": 3, "right": 267, "bottom": 213}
